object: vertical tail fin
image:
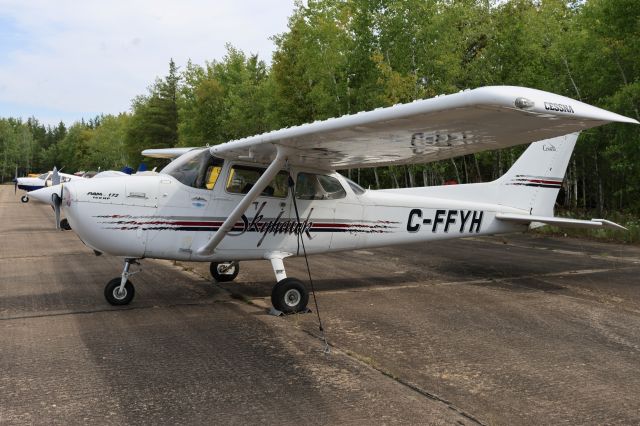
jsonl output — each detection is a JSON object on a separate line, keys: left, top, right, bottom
{"left": 381, "top": 132, "right": 579, "bottom": 218}
{"left": 495, "top": 133, "right": 578, "bottom": 216}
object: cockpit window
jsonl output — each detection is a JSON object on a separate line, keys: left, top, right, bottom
{"left": 160, "top": 148, "right": 224, "bottom": 189}
{"left": 295, "top": 173, "right": 346, "bottom": 200}
{"left": 38, "top": 173, "right": 49, "bottom": 180}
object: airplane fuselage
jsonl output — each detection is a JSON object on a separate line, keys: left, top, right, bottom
{"left": 61, "top": 165, "right": 526, "bottom": 263}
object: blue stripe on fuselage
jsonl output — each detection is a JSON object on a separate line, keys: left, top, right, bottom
{"left": 17, "top": 184, "right": 45, "bottom": 192}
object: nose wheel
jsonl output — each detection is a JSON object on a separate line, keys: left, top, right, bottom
{"left": 105, "top": 278, "right": 135, "bottom": 305}
{"left": 21, "top": 195, "right": 29, "bottom": 203}
{"left": 105, "top": 259, "right": 140, "bottom": 306}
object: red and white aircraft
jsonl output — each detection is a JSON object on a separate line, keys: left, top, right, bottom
{"left": 30, "top": 86, "right": 638, "bottom": 313}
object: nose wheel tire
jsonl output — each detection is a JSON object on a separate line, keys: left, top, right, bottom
{"left": 271, "top": 278, "right": 309, "bottom": 314}
{"left": 210, "top": 261, "right": 239, "bottom": 282}
{"left": 20, "top": 195, "right": 29, "bottom": 203}
{"left": 104, "top": 278, "right": 135, "bottom": 306}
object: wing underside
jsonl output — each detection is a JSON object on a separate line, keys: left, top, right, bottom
{"left": 209, "top": 86, "right": 637, "bottom": 170}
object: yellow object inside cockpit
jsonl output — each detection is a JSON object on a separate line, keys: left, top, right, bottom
{"left": 205, "top": 166, "right": 221, "bottom": 190}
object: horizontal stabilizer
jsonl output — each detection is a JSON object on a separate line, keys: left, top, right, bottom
{"left": 495, "top": 213, "right": 627, "bottom": 231}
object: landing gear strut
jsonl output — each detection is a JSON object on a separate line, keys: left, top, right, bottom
{"left": 20, "top": 195, "right": 29, "bottom": 203}
{"left": 210, "top": 261, "right": 239, "bottom": 282}
{"left": 104, "top": 258, "right": 140, "bottom": 305}
{"left": 268, "top": 256, "right": 309, "bottom": 314}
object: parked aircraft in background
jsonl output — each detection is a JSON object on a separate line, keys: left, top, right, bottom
{"left": 30, "top": 86, "right": 638, "bottom": 313}
{"left": 14, "top": 168, "right": 83, "bottom": 203}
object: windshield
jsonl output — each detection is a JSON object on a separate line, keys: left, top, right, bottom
{"left": 38, "top": 173, "right": 49, "bottom": 180}
{"left": 160, "top": 148, "right": 224, "bottom": 189}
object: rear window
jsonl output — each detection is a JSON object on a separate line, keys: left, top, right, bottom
{"left": 295, "top": 173, "right": 346, "bottom": 200}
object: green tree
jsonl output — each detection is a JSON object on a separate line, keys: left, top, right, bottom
{"left": 126, "top": 59, "right": 180, "bottom": 165}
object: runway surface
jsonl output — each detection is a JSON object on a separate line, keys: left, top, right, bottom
{"left": 2, "top": 185, "right": 640, "bottom": 424}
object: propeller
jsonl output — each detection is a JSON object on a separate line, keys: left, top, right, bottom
{"left": 52, "top": 185, "right": 63, "bottom": 230}
{"left": 52, "top": 166, "right": 60, "bottom": 186}
{"left": 14, "top": 168, "right": 18, "bottom": 194}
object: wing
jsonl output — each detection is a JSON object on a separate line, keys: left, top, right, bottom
{"left": 142, "top": 147, "right": 196, "bottom": 159}
{"left": 210, "top": 86, "right": 638, "bottom": 170}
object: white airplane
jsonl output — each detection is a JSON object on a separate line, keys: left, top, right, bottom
{"left": 30, "top": 86, "right": 638, "bottom": 313}
{"left": 15, "top": 168, "right": 83, "bottom": 203}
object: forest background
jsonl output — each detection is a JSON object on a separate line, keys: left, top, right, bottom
{"left": 1, "top": 0, "right": 639, "bottom": 239}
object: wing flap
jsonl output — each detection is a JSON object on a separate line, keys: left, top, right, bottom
{"left": 496, "top": 213, "right": 627, "bottom": 231}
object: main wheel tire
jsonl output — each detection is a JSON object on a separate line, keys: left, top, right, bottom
{"left": 60, "top": 218, "right": 72, "bottom": 230}
{"left": 210, "top": 261, "right": 239, "bottom": 282}
{"left": 20, "top": 195, "right": 29, "bottom": 203}
{"left": 104, "top": 278, "right": 135, "bottom": 306}
{"left": 271, "top": 278, "right": 309, "bottom": 314}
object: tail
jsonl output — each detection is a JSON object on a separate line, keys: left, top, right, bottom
{"left": 493, "top": 133, "right": 577, "bottom": 216}
{"left": 389, "top": 133, "right": 578, "bottom": 216}
{"left": 388, "top": 131, "right": 625, "bottom": 230}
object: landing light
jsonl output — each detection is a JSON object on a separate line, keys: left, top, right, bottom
{"left": 515, "top": 97, "right": 535, "bottom": 110}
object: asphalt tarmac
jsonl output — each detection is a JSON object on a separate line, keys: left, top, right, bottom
{"left": 2, "top": 185, "right": 640, "bottom": 425}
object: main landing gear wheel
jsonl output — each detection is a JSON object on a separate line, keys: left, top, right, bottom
{"left": 210, "top": 261, "right": 239, "bottom": 282}
{"left": 60, "top": 218, "right": 72, "bottom": 230}
{"left": 271, "top": 278, "right": 309, "bottom": 314}
{"left": 20, "top": 195, "right": 29, "bottom": 203}
{"left": 104, "top": 278, "right": 135, "bottom": 306}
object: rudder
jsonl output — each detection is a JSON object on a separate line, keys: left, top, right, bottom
{"left": 496, "top": 133, "right": 578, "bottom": 216}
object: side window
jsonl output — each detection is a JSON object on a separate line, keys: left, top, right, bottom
{"left": 226, "top": 165, "right": 289, "bottom": 198}
{"left": 343, "top": 176, "right": 366, "bottom": 195}
{"left": 295, "top": 173, "right": 346, "bottom": 200}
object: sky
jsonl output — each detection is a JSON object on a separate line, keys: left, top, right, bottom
{"left": 0, "top": 0, "right": 296, "bottom": 127}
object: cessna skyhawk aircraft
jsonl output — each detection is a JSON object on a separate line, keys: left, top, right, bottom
{"left": 30, "top": 86, "right": 638, "bottom": 313}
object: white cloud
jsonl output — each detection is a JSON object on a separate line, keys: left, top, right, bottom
{"left": 0, "top": 0, "right": 295, "bottom": 126}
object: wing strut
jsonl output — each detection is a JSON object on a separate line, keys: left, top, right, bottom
{"left": 196, "top": 147, "right": 288, "bottom": 256}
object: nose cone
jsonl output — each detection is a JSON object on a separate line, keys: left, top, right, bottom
{"left": 29, "top": 185, "right": 62, "bottom": 205}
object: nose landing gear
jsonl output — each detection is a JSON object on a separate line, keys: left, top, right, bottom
{"left": 20, "top": 195, "right": 29, "bottom": 203}
{"left": 104, "top": 258, "right": 140, "bottom": 306}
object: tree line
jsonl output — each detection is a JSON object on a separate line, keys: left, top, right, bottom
{"left": 1, "top": 0, "right": 638, "bottom": 215}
